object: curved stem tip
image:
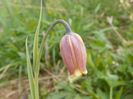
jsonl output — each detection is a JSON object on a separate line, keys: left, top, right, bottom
{"left": 46, "top": 19, "right": 72, "bottom": 36}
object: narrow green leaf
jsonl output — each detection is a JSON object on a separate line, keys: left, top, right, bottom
{"left": 26, "top": 37, "right": 35, "bottom": 99}
{"left": 33, "top": 0, "right": 43, "bottom": 77}
{"left": 32, "top": 0, "right": 43, "bottom": 99}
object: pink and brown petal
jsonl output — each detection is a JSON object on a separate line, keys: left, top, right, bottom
{"left": 60, "top": 32, "right": 87, "bottom": 81}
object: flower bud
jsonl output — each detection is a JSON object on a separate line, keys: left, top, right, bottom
{"left": 60, "top": 32, "right": 87, "bottom": 82}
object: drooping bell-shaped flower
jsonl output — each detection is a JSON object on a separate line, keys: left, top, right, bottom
{"left": 60, "top": 32, "right": 87, "bottom": 82}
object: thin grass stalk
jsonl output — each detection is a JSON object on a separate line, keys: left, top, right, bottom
{"left": 26, "top": 38, "right": 35, "bottom": 99}
{"left": 110, "top": 87, "right": 113, "bottom": 99}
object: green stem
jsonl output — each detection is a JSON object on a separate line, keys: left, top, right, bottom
{"left": 110, "top": 87, "right": 113, "bottom": 99}
{"left": 37, "top": 21, "right": 72, "bottom": 96}
{"left": 39, "top": 19, "right": 72, "bottom": 59}
{"left": 32, "top": 19, "right": 72, "bottom": 99}
{"left": 46, "top": 19, "right": 72, "bottom": 35}
{"left": 35, "top": 77, "right": 39, "bottom": 99}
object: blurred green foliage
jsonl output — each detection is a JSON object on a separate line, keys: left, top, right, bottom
{"left": 0, "top": 0, "right": 133, "bottom": 99}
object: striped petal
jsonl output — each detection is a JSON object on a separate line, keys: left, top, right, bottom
{"left": 60, "top": 32, "right": 87, "bottom": 82}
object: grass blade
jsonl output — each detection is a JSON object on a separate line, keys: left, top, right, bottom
{"left": 26, "top": 37, "right": 35, "bottom": 99}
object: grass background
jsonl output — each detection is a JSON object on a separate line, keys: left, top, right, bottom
{"left": 0, "top": 0, "right": 133, "bottom": 99}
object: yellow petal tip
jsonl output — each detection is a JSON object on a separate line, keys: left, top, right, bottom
{"left": 83, "top": 70, "right": 88, "bottom": 75}
{"left": 68, "top": 70, "right": 82, "bottom": 83}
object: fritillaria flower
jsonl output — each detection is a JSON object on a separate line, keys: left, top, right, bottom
{"left": 44, "top": 19, "right": 87, "bottom": 82}
{"left": 60, "top": 32, "right": 87, "bottom": 82}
